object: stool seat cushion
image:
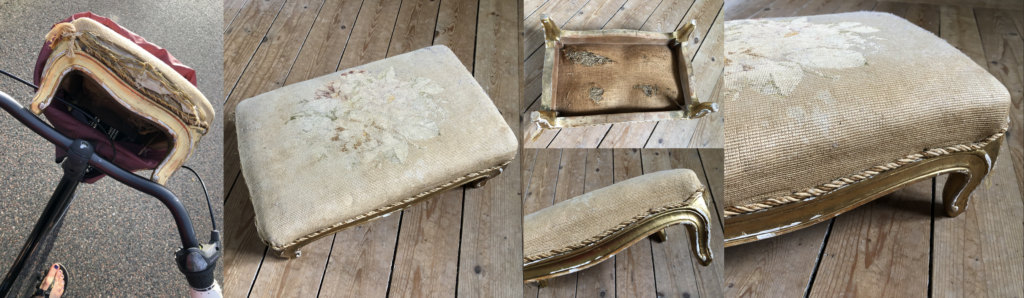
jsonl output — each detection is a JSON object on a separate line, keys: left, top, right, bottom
{"left": 523, "top": 169, "right": 704, "bottom": 261}
{"left": 235, "top": 46, "right": 518, "bottom": 250}
{"left": 723, "top": 12, "right": 1010, "bottom": 215}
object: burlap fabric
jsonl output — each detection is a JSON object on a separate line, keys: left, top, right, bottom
{"left": 523, "top": 169, "right": 704, "bottom": 262}
{"left": 723, "top": 12, "right": 1010, "bottom": 214}
{"left": 235, "top": 46, "right": 518, "bottom": 250}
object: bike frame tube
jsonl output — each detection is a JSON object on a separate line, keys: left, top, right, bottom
{"left": 0, "top": 140, "right": 89, "bottom": 296}
{"left": 0, "top": 91, "right": 200, "bottom": 249}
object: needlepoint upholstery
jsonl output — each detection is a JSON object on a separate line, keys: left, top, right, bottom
{"left": 523, "top": 169, "right": 704, "bottom": 262}
{"left": 235, "top": 46, "right": 518, "bottom": 253}
{"left": 723, "top": 12, "right": 1009, "bottom": 216}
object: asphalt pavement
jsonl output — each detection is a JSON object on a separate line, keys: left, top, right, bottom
{"left": 0, "top": 0, "right": 223, "bottom": 296}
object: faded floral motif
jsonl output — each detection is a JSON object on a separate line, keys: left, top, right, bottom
{"left": 724, "top": 17, "right": 881, "bottom": 100}
{"left": 288, "top": 67, "right": 445, "bottom": 169}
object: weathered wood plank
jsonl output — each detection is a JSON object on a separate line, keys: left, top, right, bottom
{"left": 523, "top": 0, "right": 590, "bottom": 55}
{"left": 976, "top": 7, "right": 1024, "bottom": 196}
{"left": 871, "top": 1, "right": 909, "bottom": 16}
{"left": 302, "top": 2, "right": 406, "bottom": 296}
{"left": 222, "top": 177, "right": 268, "bottom": 298}
{"left": 222, "top": 0, "right": 287, "bottom": 96}
{"left": 939, "top": 5, "right": 990, "bottom": 68}
{"left": 808, "top": 180, "right": 933, "bottom": 297}
{"left": 317, "top": 217, "right": 402, "bottom": 298}
{"left": 383, "top": 2, "right": 465, "bottom": 296}
{"left": 222, "top": 0, "right": 329, "bottom": 197}
{"left": 832, "top": 0, "right": 877, "bottom": 13}
{"left": 456, "top": 0, "right": 523, "bottom": 295}
{"left": 904, "top": 3, "right": 941, "bottom": 35}
{"left": 574, "top": 149, "right": 618, "bottom": 297}
{"left": 612, "top": 148, "right": 658, "bottom": 297}
{"left": 435, "top": 0, "right": 481, "bottom": 70}
{"left": 885, "top": 0, "right": 1024, "bottom": 10}
{"left": 546, "top": 125, "right": 612, "bottom": 148}
{"left": 932, "top": 144, "right": 1024, "bottom": 297}
{"left": 335, "top": 0, "right": 403, "bottom": 70}
{"left": 537, "top": 149, "right": 588, "bottom": 298}
{"left": 387, "top": 190, "right": 465, "bottom": 297}
{"left": 726, "top": 0, "right": 778, "bottom": 20}
{"left": 224, "top": 0, "right": 250, "bottom": 30}
{"left": 643, "top": 149, "right": 705, "bottom": 298}
{"left": 724, "top": 221, "right": 831, "bottom": 297}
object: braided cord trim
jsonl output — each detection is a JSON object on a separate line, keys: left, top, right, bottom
{"left": 524, "top": 188, "right": 705, "bottom": 263}
{"left": 268, "top": 160, "right": 511, "bottom": 251}
{"left": 724, "top": 129, "right": 1006, "bottom": 217}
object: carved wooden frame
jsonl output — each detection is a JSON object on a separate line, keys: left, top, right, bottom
{"left": 524, "top": 190, "right": 713, "bottom": 285}
{"left": 725, "top": 136, "right": 1003, "bottom": 246}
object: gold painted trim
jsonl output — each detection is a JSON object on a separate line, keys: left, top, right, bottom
{"left": 30, "top": 41, "right": 201, "bottom": 185}
{"left": 526, "top": 17, "right": 718, "bottom": 141}
{"left": 267, "top": 161, "right": 511, "bottom": 259}
{"left": 725, "top": 135, "right": 1003, "bottom": 247}
{"left": 523, "top": 190, "right": 713, "bottom": 284}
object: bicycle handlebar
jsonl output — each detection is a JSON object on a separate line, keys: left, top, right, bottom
{"left": 0, "top": 91, "right": 200, "bottom": 249}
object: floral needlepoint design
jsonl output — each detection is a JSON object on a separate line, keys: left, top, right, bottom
{"left": 724, "top": 17, "right": 881, "bottom": 100}
{"left": 288, "top": 67, "right": 446, "bottom": 168}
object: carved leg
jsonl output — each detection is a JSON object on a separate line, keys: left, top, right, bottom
{"left": 942, "top": 171, "right": 984, "bottom": 217}
{"left": 943, "top": 136, "right": 1001, "bottom": 217}
{"left": 650, "top": 228, "right": 668, "bottom": 243}
{"left": 680, "top": 194, "right": 713, "bottom": 266}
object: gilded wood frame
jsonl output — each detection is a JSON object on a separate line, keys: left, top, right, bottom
{"left": 270, "top": 164, "right": 508, "bottom": 259}
{"left": 725, "top": 136, "right": 1003, "bottom": 246}
{"left": 525, "top": 16, "right": 719, "bottom": 141}
{"left": 524, "top": 190, "right": 714, "bottom": 284}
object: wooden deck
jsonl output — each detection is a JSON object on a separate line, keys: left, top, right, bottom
{"left": 221, "top": 0, "right": 523, "bottom": 296}
{"left": 522, "top": 149, "right": 725, "bottom": 297}
{"left": 723, "top": 1, "right": 1024, "bottom": 297}
{"left": 522, "top": 0, "right": 726, "bottom": 148}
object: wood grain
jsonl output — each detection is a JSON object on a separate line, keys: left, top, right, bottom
{"left": 573, "top": 149, "right": 617, "bottom": 297}
{"left": 612, "top": 148, "right": 658, "bottom": 297}
{"left": 724, "top": 221, "right": 831, "bottom": 297}
{"left": 808, "top": 180, "right": 933, "bottom": 297}
{"left": 222, "top": 177, "right": 269, "bottom": 298}
{"left": 387, "top": 190, "right": 464, "bottom": 297}
{"left": 977, "top": 7, "right": 1024, "bottom": 196}
{"left": 883, "top": 0, "right": 1024, "bottom": 10}
{"left": 932, "top": 144, "right": 1024, "bottom": 297}
{"left": 456, "top": 0, "right": 523, "bottom": 295}
{"left": 222, "top": 0, "right": 287, "bottom": 96}
{"left": 644, "top": 149, "right": 709, "bottom": 298}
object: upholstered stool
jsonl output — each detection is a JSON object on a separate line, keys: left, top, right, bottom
{"left": 31, "top": 14, "right": 214, "bottom": 185}
{"left": 524, "top": 16, "right": 719, "bottom": 141}
{"left": 723, "top": 12, "right": 1009, "bottom": 245}
{"left": 523, "top": 169, "right": 712, "bottom": 284}
{"left": 234, "top": 46, "right": 518, "bottom": 258}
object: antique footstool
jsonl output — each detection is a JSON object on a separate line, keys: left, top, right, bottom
{"left": 524, "top": 16, "right": 719, "bottom": 141}
{"left": 234, "top": 46, "right": 518, "bottom": 258}
{"left": 723, "top": 12, "right": 1009, "bottom": 246}
{"left": 30, "top": 13, "right": 214, "bottom": 185}
{"left": 523, "top": 169, "right": 712, "bottom": 285}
